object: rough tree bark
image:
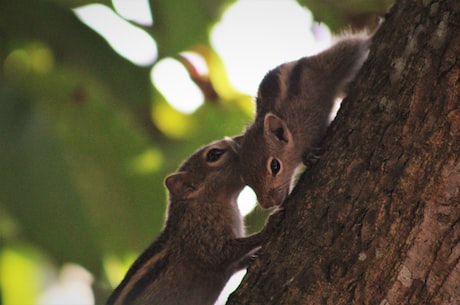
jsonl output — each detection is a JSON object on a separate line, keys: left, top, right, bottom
{"left": 228, "top": 1, "right": 460, "bottom": 304}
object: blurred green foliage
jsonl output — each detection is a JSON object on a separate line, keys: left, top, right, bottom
{"left": 297, "top": 0, "right": 393, "bottom": 31}
{"left": 0, "top": 0, "right": 390, "bottom": 303}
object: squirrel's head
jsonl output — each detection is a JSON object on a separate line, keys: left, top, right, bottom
{"left": 165, "top": 137, "right": 244, "bottom": 202}
{"left": 239, "top": 114, "right": 300, "bottom": 208}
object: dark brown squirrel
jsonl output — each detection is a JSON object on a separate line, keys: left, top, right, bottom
{"left": 106, "top": 137, "right": 282, "bottom": 305}
{"left": 239, "top": 33, "right": 371, "bottom": 208}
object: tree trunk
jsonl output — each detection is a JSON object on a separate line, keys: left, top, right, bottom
{"left": 228, "top": 1, "right": 460, "bottom": 304}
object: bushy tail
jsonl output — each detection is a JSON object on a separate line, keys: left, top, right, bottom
{"left": 313, "top": 33, "right": 370, "bottom": 97}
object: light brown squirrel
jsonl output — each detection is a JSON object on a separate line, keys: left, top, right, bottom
{"left": 106, "top": 137, "right": 282, "bottom": 305}
{"left": 239, "top": 33, "right": 371, "bottom": 208}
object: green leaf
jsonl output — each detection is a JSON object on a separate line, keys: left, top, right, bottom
{"left": 297, "top": 0, "right": 393, "bottom": 31}
{"left": 149, "top": 0, "right": 236, "bottom": 56}
{"left": 0, "top": 85, "right": 102, "bottom": 271}
{"left": 0, "top": 0, "right": 154, "bottom": 133}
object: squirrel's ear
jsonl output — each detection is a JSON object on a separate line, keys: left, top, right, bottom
{"left": 264, "top": 113, "right": 293, "bottom": 144}
{"left": 165, "top": 172, "right": 198, "bottom": 199}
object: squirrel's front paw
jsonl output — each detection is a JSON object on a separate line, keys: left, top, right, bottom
{"left": 302, "top": 147, "right": 323, "bottom": 166}
{"left": 263, "top": 207, "right": 285, "bottom": 233}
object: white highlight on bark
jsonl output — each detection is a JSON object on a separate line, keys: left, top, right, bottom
{"left": 397, "top": 265, "right": 414, "bottom": 288}
{"left": 430, "top": 12, "right": 449, "bottom": 49}
{"left": 379, "top": 298, "right": 390, "bottom": 305}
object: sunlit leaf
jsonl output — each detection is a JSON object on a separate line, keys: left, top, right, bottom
{"left": 0, "top": 243, "right": 50, "bottom": 305}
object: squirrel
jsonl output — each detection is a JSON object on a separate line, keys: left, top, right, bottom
{"left": 105, "top": 137, "right": 282, "bottom": 305}
{"left": 239, "top": 33, "right": 371, "bottom": 208}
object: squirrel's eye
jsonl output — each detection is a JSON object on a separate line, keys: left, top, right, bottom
{"left": 206, "top": 149, "right": 226, "bottom": 162}
{"left": 270, "top": 158, "right": 281, "bottom": 176}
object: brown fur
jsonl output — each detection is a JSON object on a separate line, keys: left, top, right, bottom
{"left": 240, "top": 34, "right": 371, "bottom": 208}
{"left": 106, "top": 137, "right": 281, "bottom": 305}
